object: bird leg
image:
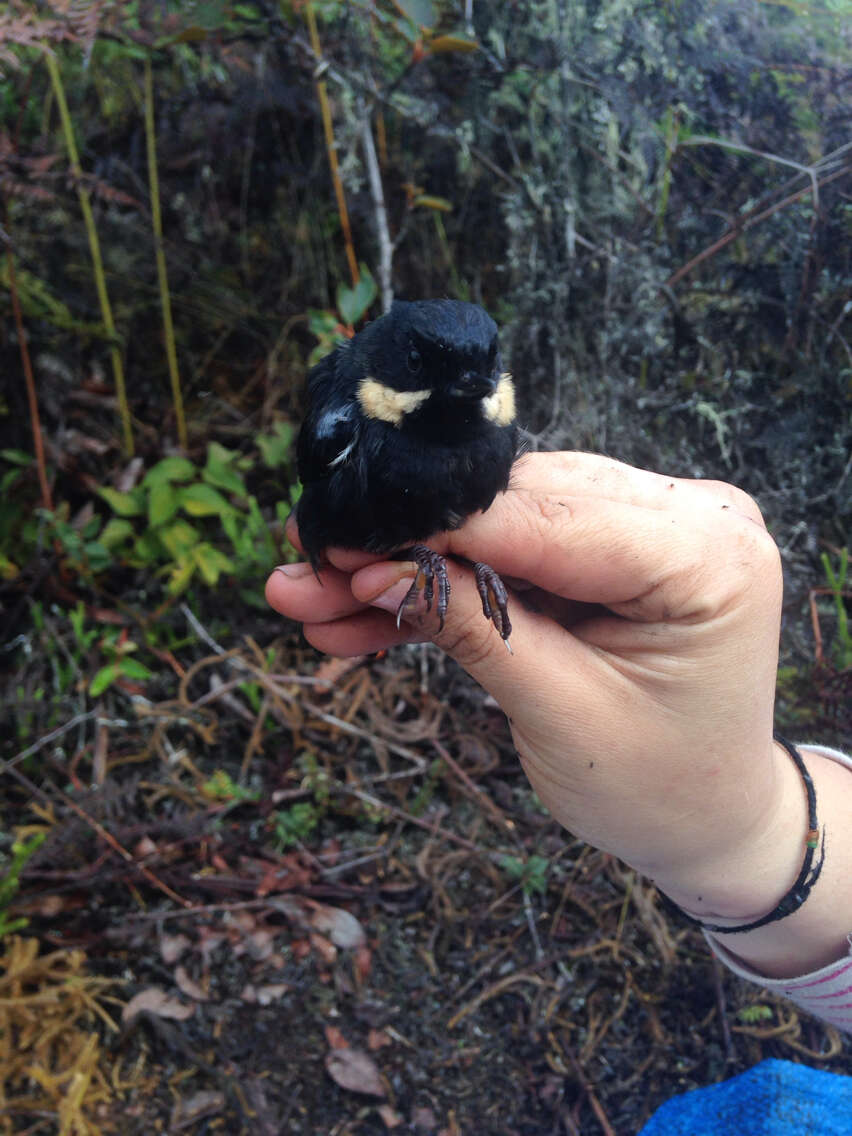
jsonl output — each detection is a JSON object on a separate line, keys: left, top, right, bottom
{"left": 396, "top": 547, "right": 513, "bottom": 649}
{"left": 396, "top": 545, "right": 451, "bottom": 631}
{"left": 474, "top": 562, "right": 512, "bottom": 647}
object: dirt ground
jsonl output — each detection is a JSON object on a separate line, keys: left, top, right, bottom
{"left": 6, "top": 629, "right": 850, "bottom": 1136}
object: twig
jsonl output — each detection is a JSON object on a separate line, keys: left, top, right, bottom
{"left": 711, "top": 955, "right": 735, "bottom": 1063}
{"left": 557, "top": 1036, "right": 618, "bottom": 1136}
{"left": 666, "top": 161, "right": 850, "bottom": 289}
{"left": 431, "top": 739, "right": 517, "bottom": 838}
{"left": 44, "top": 49, "right": 133, "bottom": 456}
{"left": 678, "top": 133, "right": 821, "bottom": 209}
{"left": 144, "top": 52, "right": 187, "bottom": 450}
{"left": 335, "top": 782, "right": 489, "bottom": 854}
{"left": 4, "top": 236, "right": 53, "bottom": 511}
{"left": 523, "top": 888, "right": 544, "bottom": 960}
{"left": 3, "top": 757, "right": 192, "bottom": 908}
{"left": 447, "top": 972, "right": 546, "bottom": 1029}
{"left": 360, "top": 110, "right": 393, "bottom": 312}
{"left": 181, "top": 604, "right": 428, "bottom": 769}
{"left": 1, "top": 710, "right": 98, "bottom": 774}
{"left": 302, "top": 0, "right": 359, "bottom": 287}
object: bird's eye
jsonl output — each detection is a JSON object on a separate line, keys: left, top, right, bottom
{"left": 406, "top": 348, "right": 422, "bottom": 374}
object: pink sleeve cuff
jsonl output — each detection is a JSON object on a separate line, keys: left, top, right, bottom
{"left": 705, "top": 743, "right": 852, "bottom": 1033}
{"left": 707, "top": 933, "right": 852, "bottom": 1033}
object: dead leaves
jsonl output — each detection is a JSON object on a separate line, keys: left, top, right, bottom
{"left": 324, "top": 1024, "right": 387, "bottom": 1100}
{"left": 122, "top": 987, "right": 195, "bottom": 1024}
{"left": 325, "top": 1047, "right": 386, "bottom": 1098}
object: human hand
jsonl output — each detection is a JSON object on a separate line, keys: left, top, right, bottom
{"left": 266, "top": 452, "right": 801, "bottom": 926}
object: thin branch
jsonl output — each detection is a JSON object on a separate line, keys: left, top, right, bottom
{"left": 360, "top": 111, "right": 393, "bottom": 312}
{"left": 678, "top": 134, "right": 821, "bottom": 211}
{"left": 44, "top": 48, "right": 133, "bottom": 456}
{"left": 1, "top": 710, "right": 98, "bottom": 775}
{"left": 302, "top": 0, "right": 359, "bottom": 288}
{"left": 665, "top": 162, "right": 850, "bottom": 289}
{"left": 144, "top": 53, "right": 187, "bottom": 451}
{"left": 4, "top": 233, "right": 53, "bottom": 511}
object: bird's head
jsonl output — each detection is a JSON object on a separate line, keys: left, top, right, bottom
{"left": 354, "top": 300, "right": 515, "bottom": 432}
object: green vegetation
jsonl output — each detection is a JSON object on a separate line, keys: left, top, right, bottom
{"left": 500, "top": 853, "right": 551, "bottom": 897}
{"left": 0, "top": 834, "right": 46, "bottom": 938}
{"left": 820, "top": 549, "right": 851, "bottom": 669}
{"left": 0, "top": 4, "right": 848, "bottom": 1125}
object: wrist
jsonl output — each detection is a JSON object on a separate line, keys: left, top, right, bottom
{"left": 650, "top": 738, "right": 808, "bottom": 923}
{"left": 702, "top": 747, "right": 852, "bottom": 978}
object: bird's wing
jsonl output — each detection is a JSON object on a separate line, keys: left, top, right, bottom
{"left": 297, "top": 348, "right": 362, "bottom": 483}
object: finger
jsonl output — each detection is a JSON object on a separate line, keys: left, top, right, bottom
{"left": 439, "top": 488, "right": 780, "bottom": 622}
{"left": 265, "top": 562, "right": 367, "bottom": 624}
{"left": 305, "top": 607, "right": 424, "bottom": 656}
{"left": 351, "top": 555, "right": 608, "bottom": 712}
{"left": 509, "top": 452, "right": 766, "bottom": 527}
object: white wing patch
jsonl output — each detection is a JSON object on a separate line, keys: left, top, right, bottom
{"left": 316, "top": 405, "right": 354, "bottom": 438}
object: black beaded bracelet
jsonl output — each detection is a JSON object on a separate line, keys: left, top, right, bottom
{"left": 679, "top": 736, "right": 826, "bottom": 935}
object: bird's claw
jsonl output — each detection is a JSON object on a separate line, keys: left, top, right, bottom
{"left": 396, "top": 547, "right": 512, "bottom": 648}
{"left": 474, "top": 561, "right": 512, "bottom": 647}
{"left": 397, "top": 545, "right": 451, "bottom": 631}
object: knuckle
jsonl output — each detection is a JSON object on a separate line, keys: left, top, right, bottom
{"left": 703, "top": 480, "right": 767, "bottom": 527}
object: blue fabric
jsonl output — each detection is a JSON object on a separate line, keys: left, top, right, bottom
{"left": 639, "top": 1058, "right": 852, "bottom": 1135}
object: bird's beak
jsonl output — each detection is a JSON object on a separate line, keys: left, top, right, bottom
{"left": 448, "top": 371, "right": 498, "bottom": 400}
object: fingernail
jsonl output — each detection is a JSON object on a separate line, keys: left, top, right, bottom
{"left": 368, "top": 579, "right": 417, "bottom": 615}
{"left": 274, "top": 562, "right": 313, "bottom": 577}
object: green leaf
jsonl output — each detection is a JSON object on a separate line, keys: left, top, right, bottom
{"left": 179, "top": 483, "right": 235, "bottom": 518}
{"left": 257, "top": 421, "right": 295, "bottom": 468}
{"left": 165, "top": 557, "right": 197, "bottom": 596}
{"left": 392, "top": 0, "right": 436, "bottom": 29}
{"left": 428, "top": 34, "right": 478, "bottom": 53}
{"left": 89, "top": 663, "right": 120, "bottom": 697}
{"left": 99, "top": 487, "right": 144, "bottom": 517}
{"left": 81, "top": 515, "right": 102, "bottom": 540}
{"left": 0, "top": 468, "right": 22, "bottom": 495}
{"left": 337, "top": 266, "right": 377, "bottom": 326}
{"left": 203, "top": 443, "right": 249, "bottom": 497}
{"left": 142, "top": 457, "right": 197, "bottom": 488}
{"left": 133, "top": 530, "right": 165, "bottom": 564}
{"left": 202, "top": 769, "right": 260, "bottom": 802}
{"left": 0, "top": 449, "right": 34, "bottom": 466}
{"left": 119, "top": 657, "right": 153, "bottom": 681}
{"left": 412, "top": 194, "right": 453, "bottom": 211}
{"left": 156, "top": 25, "right": 210, "bottom": 46}
{"left": 308, "top": 308, "right": 341, "bottom": 338}
{"left": 0, "top": 553, "right": 19, "bottom": 580}
{"left": 159, "top": 520, "right": 201, "bottom": 558}
{"left": 83, "top": 541, "right": 112, "bottom": 574}
{"left": 193, "top": 542, "right": 234, "bottom": 585}
{"left": 100, "top": 518, "right": 135, "bottom": 550}
{"left": 148, "top": 481, "right": 180, "bottom": 527}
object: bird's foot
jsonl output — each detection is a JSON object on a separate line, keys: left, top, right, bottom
{"left": 396, "top": 546, "right": 512, "bottom": 650}
{"left": 474, "top": 561, "right": 513, "bottom": 650}
{"left": 397, "top": 545, "right": 450, "bottom": 632}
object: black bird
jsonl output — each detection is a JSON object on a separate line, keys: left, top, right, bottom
{"left": 295, "top": 299, "right": 519, "bottom": 643}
